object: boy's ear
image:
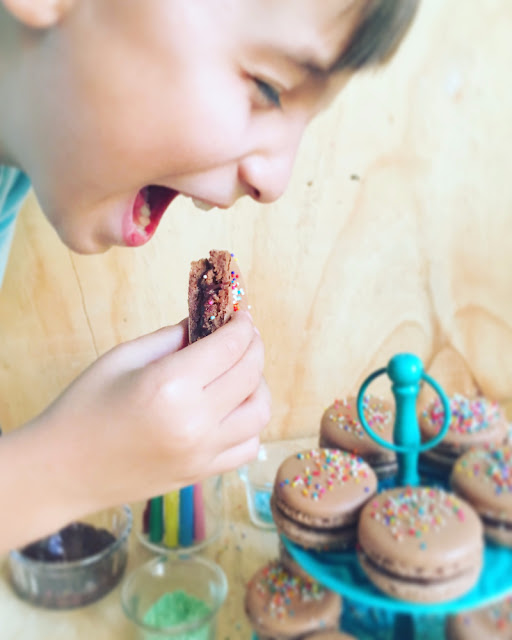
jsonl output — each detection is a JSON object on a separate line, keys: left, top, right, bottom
{"left": 1, "top": 0, "right": 75, "bottom": 28}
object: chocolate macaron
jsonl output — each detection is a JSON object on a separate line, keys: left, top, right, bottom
{"left": 188, "top": 249, "right": 247, "bottom": 343}
{"left": 320, "top": 395, "right": 397, "bottom": 479}
{"left": 357, "top": 486, "right": 483, "bottom": 603}
{"left": 271, "top": 448, "right": 377, "bottom": 551}
{"left": 244, "top": 561, "right": 342, "bottom": 640}
{"left": 419, "top": 394, "right": 508, "bottom": 475}
{"left": 446, "top": 597, "right": 512, "bottom": 639}
{"left": 451, "top": 445, "right": 512, "bottom": 546}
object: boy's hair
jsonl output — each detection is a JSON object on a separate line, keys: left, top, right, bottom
{"left": 336, "top": 0, "right": 420, "bottom": 71}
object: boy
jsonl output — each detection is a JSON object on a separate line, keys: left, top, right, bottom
{"left": 0, "top": 0, "right": 419, "bottom": 553}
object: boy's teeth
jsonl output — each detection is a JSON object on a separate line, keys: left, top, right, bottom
{"left": 140, "top": 203, "right": 151, "bottom": 218}
{"left": 192, "top": 198, "right": 214, "bottom": 211}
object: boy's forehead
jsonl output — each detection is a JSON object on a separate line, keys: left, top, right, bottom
{"left": 246, "top": 0, "right": 363, "bottom": 72}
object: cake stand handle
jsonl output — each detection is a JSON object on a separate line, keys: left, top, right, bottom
{"left": 357, "top": 353, "right": 451, "bottom": 487}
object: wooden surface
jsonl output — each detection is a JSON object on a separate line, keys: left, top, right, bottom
{"left": 1, "top": 0, "right": 512, "bottom": 438}
{"left": 0, "top": 469, "right": 281, "bottom": 640}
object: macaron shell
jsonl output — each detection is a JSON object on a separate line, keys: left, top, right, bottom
{"left": 244, "top": 562, "right": 342, "bottom": 639}
{"left": 451, "top": 446, "right": 512, "bottom": 523}
{"left": 273, "top": 449, "right": 377, "bottom": 526}
{"left": 271, "top": 495, "right": 357, "bottom": 551}
{"left": 446, "top": 598, "right": 512, "bottom": 640}
{"left": 320, "top": 395, "right": 396, "bottom": 465}
{"left": 357, "top": 487, "right": 483, "bottom": 578}
{"left": 419, "top": 394, "right": 508, "bottom": 450}
{"left": 358, "top": 551, "right": 481, "bottom": 604}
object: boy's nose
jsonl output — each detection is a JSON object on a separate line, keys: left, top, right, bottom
{"left": 238, "top": 135, "right": 303, "bottom": 204}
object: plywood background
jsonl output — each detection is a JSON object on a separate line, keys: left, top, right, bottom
{"left": 1, "top": 0, "right": 511, "bottom": 439}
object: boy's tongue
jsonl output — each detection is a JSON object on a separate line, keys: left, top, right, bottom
{"left": 124, "top": 185, "right": 178, "bottom": 246}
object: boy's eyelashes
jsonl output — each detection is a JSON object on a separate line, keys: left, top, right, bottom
{"left": 253, "top": 77, "right": 282, "bottom": 108}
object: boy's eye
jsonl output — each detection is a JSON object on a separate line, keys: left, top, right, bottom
{"left": 253, "top": 78, "right": 281, "bottom": 108}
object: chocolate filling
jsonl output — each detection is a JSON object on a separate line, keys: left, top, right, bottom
{"left": 481, "top": 515, "right": 512, "bottom": 530}
{"left": 360, "top": 552, "right": 473, "bottom": 586}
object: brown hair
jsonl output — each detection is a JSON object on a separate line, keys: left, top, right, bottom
{"left": 336, "top": 0, "right": 420, "bottom": 71}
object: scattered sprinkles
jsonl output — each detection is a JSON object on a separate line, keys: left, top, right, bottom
{"left": 326, "top": 395, "right": 392, "bottom": 440}
{"left": 423, "top": 394, "right": 502, "bottom": 435}
{"left": 229, "top": 254, "right": 245, "bottom": 313}
{"left": 255, "top": 564, "right": 325, "bottom": 619}
{"left": 369, "top": 487, "right": 467, "bottom": 547}
{"left": 279, "top": 449, "right": 373, "bottom": 500}
{"left": 454, "top": 447, "right": 512, "bottom": 495}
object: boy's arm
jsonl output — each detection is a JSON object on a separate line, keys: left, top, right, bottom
{"left": 0, "top": 417, "right": 85, "bottom": 552}
{"left": 0, "top": 312, "right": 269, "bottom": 555}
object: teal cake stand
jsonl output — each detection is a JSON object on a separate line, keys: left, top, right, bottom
{"left": 281, "top": 353, "right": 512, "bottom": 640}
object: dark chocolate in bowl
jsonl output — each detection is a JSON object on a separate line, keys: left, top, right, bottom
{"left": 8, "top": 505, "right": 132, "bottom": 609}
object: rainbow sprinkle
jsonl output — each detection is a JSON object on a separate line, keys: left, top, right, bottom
{"left": 279, "top": 449, "right": 373, "bottom": 500}
{"left": 255, "top": 564, "right": 325, "bottom": 619}
{"left": 369, "top": 487, "right": 467, "bottom": 545}
{"left": 422, "top": 394, "right": 502, "bottom": 436}
{"left": 327, "top": 395, "right": 392, "bottom": 440}
{"left": 229, "top": 253, "right": 245, "bottom": 312}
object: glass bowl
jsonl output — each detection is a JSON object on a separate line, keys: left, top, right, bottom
{"left": 138, "top": 475, "right": 223, "bottom": 554}
{"left": 8, "top": 504, "right": 132, "bottom": 609}
{"left": 121, "top": 555, "right": 228, "bottom": 639}
{"left": 238, "top": 437, "right": 317, "bottom": 529}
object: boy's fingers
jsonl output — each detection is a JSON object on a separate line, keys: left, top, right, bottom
{"left": 215, "top": 379, "right": 271, "bottom": 450}
{"left": 204, "top": 331, "right": 264, "bottom": 419}
{"left": 208, "top": 436, "right": 261, "bottom": 476}
{"left": 102, "top": 319, "right": 189, "bottom": 371}
{"left": 170, "top": 311, "right": 256, "bottom": 387}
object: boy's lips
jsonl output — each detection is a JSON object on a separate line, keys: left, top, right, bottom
{"left": 123, "top": 185, "right": 178, "bottom": 247}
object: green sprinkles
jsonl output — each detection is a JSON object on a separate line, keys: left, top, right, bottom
{"left": 143, "top": 590, "right": 212, "bottom": 640}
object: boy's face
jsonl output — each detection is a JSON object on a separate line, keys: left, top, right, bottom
{"left": 8, "top": 0, "right": 360, "bottom": 253}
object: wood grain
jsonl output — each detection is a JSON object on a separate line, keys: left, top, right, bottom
{"left": 1, "top": 0, "right": 511, "bottom": 441}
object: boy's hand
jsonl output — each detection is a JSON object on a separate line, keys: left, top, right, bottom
{"left": 40, "top": 311, "right": 270, "bottom": 513}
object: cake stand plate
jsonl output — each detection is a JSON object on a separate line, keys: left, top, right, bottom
{"left": 281, "top": 536, "right": 512, "bottom": 616}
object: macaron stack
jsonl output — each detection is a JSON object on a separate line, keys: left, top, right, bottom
{"left": 450, "top": 445, "right": 512, "bottom": 546}
{"left": 271, "top": 448, "right": 377, "bottom": 551}
{"left": 419, "top": 394, "right": 508, "bottom": 476}
{"left": 357, "top": 486, "right": 484, "bottom": 603}
{"left": 244, "top": 561, "right": 343, "bottom": 639}
{"left": 320, "top": 395, "right": 397, "bottom": 479}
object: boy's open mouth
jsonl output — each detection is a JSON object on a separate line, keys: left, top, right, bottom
{"left": 124, "top": 185, "right": 178, "bottom": 246}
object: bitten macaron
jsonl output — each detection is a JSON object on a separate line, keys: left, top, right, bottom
{"left": 271, "top": 448, "right": 377, "bottom": 551}
{"left": 451, "top": 445, "right": 512, "bottom": 546}
{"left": 445, "top": 596, "right": 512, "bottom": 640}
{"left": 357, "top": 486, "right": 484, "bottom": 603}
{"left": 419, "top": 394, "right": 508, "bottom": 474}
{"left": 244, "top": 561, "right": 342, "bottom": 640}
{"left": 320, "top": 395, "right": 397, "bottom": 479}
